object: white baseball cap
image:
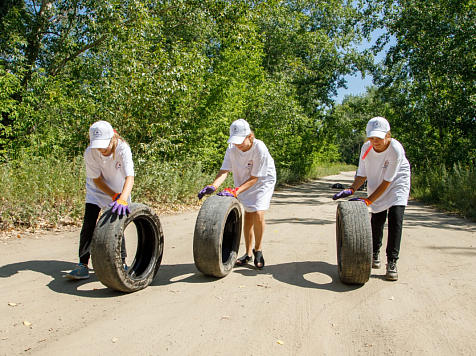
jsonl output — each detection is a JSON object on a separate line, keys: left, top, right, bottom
{"left": 366, "top": 116, "right": 390, "bottom": 139}
{"left": 227, "top": 119, "right": 251, "bottom": 144}
{"left": 89, "top": 120, "right": 115, "bottom": 149}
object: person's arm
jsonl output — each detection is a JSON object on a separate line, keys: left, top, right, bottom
{"left": 235, "top": 175, "right": 258, "bottom": 195}
{"left": 367, "top": 180, "right": 391, "bottom": 203}
{"left": 212, "top": 170, "right": 230, "bottom": 189}
{"left": 93, "top": 174, "right": 134, "bottom": 201}
{"left": 350, "top": 176, "right": 368, "bottom": 192}
{"left": 119, "top": 176, "right": 134, "bottom": 202}
{"left": 93, "top": 174, "right": 116, "bottom": 199}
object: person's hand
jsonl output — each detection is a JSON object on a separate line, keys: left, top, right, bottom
{"left": 349, "top": 197, "right": 372, "bottom": 206}
{"left": 109, "top": 199, "right": 131, "bottom": 216}
{"left": 332, "top": 188, "right": 354, "bottom": 200}
{"left": 217, "top": 187, "right": 239, "bottom": 197}
{"left": 198, "top": 185, "right": 216, "bottom": 200}
{"left": 112, "top": 193, "right": 121, "bottom": 201}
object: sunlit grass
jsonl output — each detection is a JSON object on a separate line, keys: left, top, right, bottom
{"left": 0, "top": 156, "right": 85, "bottom": 231}
{"left": 411, "top": 163, "right": 476, "bottom": 220}
{"left": 4, "top": 154, "right": 473, "bottom": 232}
{"left": 0, "top": 155, "right": 235, "bottom": 231}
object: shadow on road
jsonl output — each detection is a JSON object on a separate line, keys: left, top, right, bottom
{"left": 151, "top": 261, "right": 364, "bottom": 292}
{"left": 150, "top": 263, "right": 217, "bottom": 287}
{"left": 427, "top": 245, "right": 476, "bottom": 255}
{"left": 279, "top": 177, "right": 476, "bottom": 233}
{"left": 233, "top": 261, "right": 364, "bottom": 292}
{"left": 0, "top": 259, "right": 367, "bottom": 297}
{"left": 273, "top": 179, "right": 352, "bottom": 206}
{"left": 267, "top": 217, "right": 334, "bottom": 225}
{"left": 403, "top": 200, "right": 476, "bottom": 232}
{"left": 0, "top": 260, "right": 219, "bottom": 297}
{"left": 0, "top": 260, "right": 124, "bottom": 298}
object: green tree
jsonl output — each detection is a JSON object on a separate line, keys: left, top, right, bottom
{"left": 0, "top": 0, "right": 154, "bottom": 157}
{"left": 1, "top": 0, "right": 373, "bottom": 177}
{"left": 363, "top": 0, "right": 476, "bottom": 169}
{"left": 330, "top": 87, "right": 394, "bottom": 165}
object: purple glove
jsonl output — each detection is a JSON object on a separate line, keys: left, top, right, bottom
{"left": 349, "top": 197, "right": 372, "bottom": 206}
{"left": 332, "top": 188, "right": 354, "bottom": 200}
{"left": 217, "top": 190, "right": 235, "bottom": 197}
{"left": 109, "top": 199, "right": 131, "bottom": 216}
{"left": 198, "top": 185, "right": 216, "bottom": 200}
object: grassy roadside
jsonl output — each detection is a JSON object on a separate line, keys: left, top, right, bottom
{"left": 411, "top": 163, "right": 476, "bottom": 221}
{"left": 0, "top": 156, "right": 357, "bottom": 234}
{"left": 2, "top": 156, "right": 473, "bottom": 235}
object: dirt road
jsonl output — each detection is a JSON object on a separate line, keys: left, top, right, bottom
{"left": 1, "top": 171, "right": 476, "bottom": 356}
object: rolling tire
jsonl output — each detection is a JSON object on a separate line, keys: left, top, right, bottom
{"left": 91, "top": 203, "right": 164, "bottom": 293}
{"left": 336, "top": 201, "right": 372, "bottom": 284}
{"left": 193, "top": 195, "right": 242, "bottom": 277}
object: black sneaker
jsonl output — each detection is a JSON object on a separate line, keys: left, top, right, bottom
{"left": 386, "top": 260, "right": 398, "bottom": 281}
{"left": 372, "top": 253, "right": 381, "bottom": 269}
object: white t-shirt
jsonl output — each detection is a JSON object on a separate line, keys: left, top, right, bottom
{"left": 357, "top": 139, "right": 411, "bottom": 214}
{"left": 220, "top": 139, "right": 276, "bottom": 212}
{"left": 84, "top": 140, "right": 135, "bottom": 209}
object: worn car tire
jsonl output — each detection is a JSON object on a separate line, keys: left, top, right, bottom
{"left": 91, "top": 203, "right": 164, "bottom": 292}
{"left": 193, "top": 195, "right": 242, "bottom": 277}
{"left": 336, "top": 201, "right": 372, "bottom": 284}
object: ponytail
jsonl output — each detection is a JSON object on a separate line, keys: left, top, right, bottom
{"left": 110, "top": 132, "right": 129, "bottom": 159}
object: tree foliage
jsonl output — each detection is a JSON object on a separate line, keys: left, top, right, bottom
{"left": 0, "top": 0, "right": 369, "bottom": 177}
{"left": 361, "top": 0, "right": 476, "bottom": 169}
{"left": 330, "top": 87, "right": 394, "bottom": 165}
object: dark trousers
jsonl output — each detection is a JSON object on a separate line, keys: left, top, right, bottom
{"left": 371, "top": 205, "right": 405, "bottom": 263}
{"left": 78, "top": 203, "right": 126, "bottom": 265}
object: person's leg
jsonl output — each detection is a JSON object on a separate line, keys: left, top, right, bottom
{"left": 384, "top": 205, "right": 405, "bottom": 281}
{"left": 236, "top": 211, "right": 255, "bottom": 265}
{"left": 78, "top": 203, "right": 101, "bottom": 265}
{"left": 371, "top": 210, "right": 387, "bottom": 268}
{"left": 66, "top": 203, "right": 100, "bottom": 279}
{"left": 252, "top": 211, "right": 266, "bottom": 252}
{"left": 251, "top": 211, "right": 266, "bottom": 268}
{"left": 371, "top": 210, "right": 387, "bottom": 255}
{"left": 243, "top": 211, "right": 255, "bottom": 257}
{"left": 386, "top": 205, "right": 405, "bottom": 262}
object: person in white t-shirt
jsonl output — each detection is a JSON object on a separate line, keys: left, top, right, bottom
{"left": 198, "top": 119, "right": 276, "bottom": 269}
{"left": 332, "top": 117, "right": 411, "bottom": 281}
{"left": 66, "top": 120, "right": 135, "bottom": 280}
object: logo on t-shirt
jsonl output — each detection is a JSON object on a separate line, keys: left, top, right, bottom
{"left": 115, "top": 161, "right": 122, "bottom": 170}
{"left": 245, "top": 161, "right": 253, "bottom": 171}
{"left": 93, "top": 129, "right": 102, "bottom": 138}
{"left": 382, "top": 160, "right": 389, "bottom": 169}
